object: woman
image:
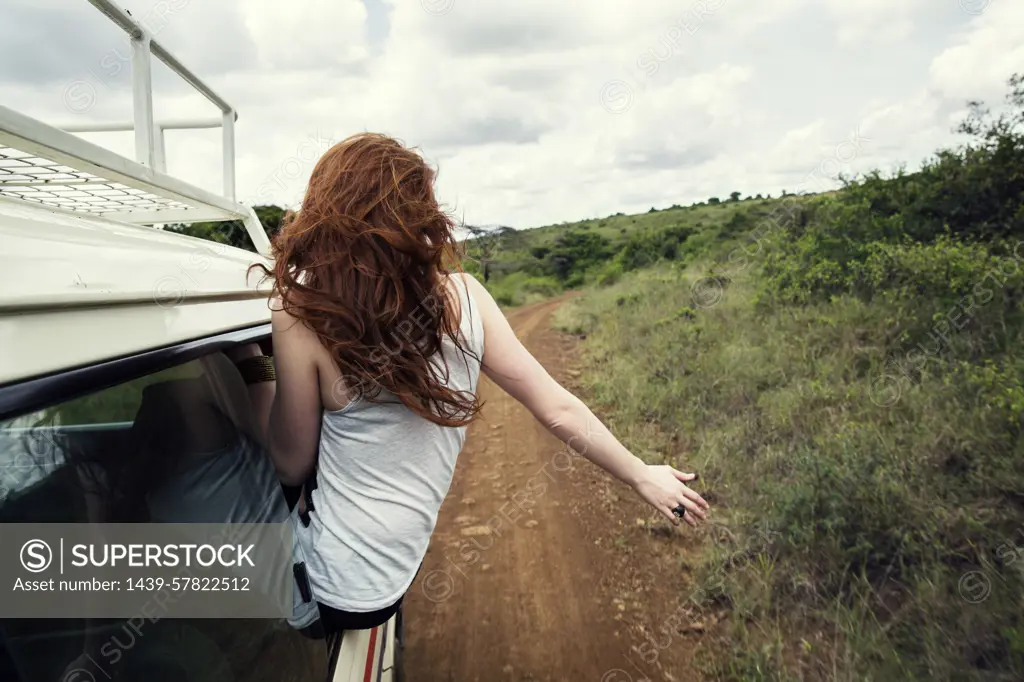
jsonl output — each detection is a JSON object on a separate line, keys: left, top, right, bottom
{"left": 236, "top": 133, "right": 709, "bottom": 633}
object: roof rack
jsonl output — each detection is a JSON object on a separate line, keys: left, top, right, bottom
{"left": 0, "top": 0, "right": 270, "bottom": 255}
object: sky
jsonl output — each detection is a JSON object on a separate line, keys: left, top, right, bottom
{"left": 1, "top": 0, "right": 1022, "bottom": 230}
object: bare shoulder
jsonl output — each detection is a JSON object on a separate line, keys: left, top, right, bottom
{"left": 271, "top": 304, "right": 303, "bottom": 334}
{"left": 270, "top": 303, "right": 323, "bottom": 354}
{"left": 271, "top": 303, "right": 333, "bottom": 396}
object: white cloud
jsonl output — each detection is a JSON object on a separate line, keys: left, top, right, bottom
{"left": 826, "top": 0, "right": 927, "bottom": 46}
{"left": 242, "top": 0, "right": 369, "bottom": 68}
{"left": 929, "top": 0, "right": 1024, "bottom": 103}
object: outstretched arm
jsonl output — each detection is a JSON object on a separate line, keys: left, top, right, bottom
{"left": 462, "top": 273, "right": 709, "bottom": 526}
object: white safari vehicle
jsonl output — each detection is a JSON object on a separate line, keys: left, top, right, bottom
{"left": 0, "top": 1, "right": 401, "bottom": 680}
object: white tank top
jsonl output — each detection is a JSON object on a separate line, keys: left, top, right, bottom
{"left": 295, "top": 275, "right": 484, "bottom": 611}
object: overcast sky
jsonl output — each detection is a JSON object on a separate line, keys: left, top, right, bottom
{"left": 2, "top": 0, "right": 1021, "bottom": 229}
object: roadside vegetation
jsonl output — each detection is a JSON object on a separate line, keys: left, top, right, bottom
{"left": 544, "top": 75, "right": 1024, "bottom": 681}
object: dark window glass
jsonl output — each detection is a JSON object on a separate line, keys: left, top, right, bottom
{"left": 0, "top": 349, "right": 328, "bottom": 682}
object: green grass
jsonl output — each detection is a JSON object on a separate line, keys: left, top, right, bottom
{"left": 553, "top": 257, "right": 1024, "bottom": 680}
{"left": 484, "top": 271, "right": 562, "bottom": 307}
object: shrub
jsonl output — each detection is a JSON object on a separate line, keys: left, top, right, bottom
{"left": 545, "top": 230, "right": 613, "bottom": 282}
{"left": 589, "top": 260, "right": 624, "bottom": 287}
{"left": 617, "top": 225, "right": 694, "bottom": 271}
{"left": 485, "top": 272, "right": 561, "bottom": 307}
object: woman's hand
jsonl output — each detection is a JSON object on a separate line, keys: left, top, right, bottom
{"left": 631, "top": 465, "right": 709, "bottom": 527}
{"left": 225, "top": 342, "right": 263, "bottom": 363}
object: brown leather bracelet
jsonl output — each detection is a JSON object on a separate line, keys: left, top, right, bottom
{"left": 235, "top": 355, "right": 276, "bottom": 384}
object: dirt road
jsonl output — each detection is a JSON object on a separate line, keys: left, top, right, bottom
{"left": 404, "top": 294, "right": 710, "bottom": 682}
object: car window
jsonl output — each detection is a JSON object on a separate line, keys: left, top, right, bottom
{"left": 0, "top": 347, "right": 328, "bottom": 682}
{"left": 0, "top": 362, "right": 203, "bottom": 511}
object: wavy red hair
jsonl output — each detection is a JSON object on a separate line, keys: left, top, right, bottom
{"left": 253, "top": 133, "right": 481, "bottom": 427}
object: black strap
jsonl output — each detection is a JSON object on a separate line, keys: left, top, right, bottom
{"left": 298, "top": 466, "right": 318, "bottom": 528}
{"left": 293, "top": 562, "right": 313, "bottom": 603}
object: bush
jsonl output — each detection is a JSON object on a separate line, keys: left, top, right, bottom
{"left": 617, "top": 225, "right": 694, "bottom": 271}
{"left": 589, "top": 260, "right": 624, "bottom": 287}
{"left": 721, "top": 210, "right": 751, "bottom": 236}
{"left": 544, "top": 230, "right": 613, "bottom": 282}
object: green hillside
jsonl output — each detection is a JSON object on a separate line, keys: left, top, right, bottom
{"left": 461, "top": 195, "right": 803, "bottom": 307}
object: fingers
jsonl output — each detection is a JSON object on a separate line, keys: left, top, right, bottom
{"left": 672, "top": 469, "right": 710, "bottom": 510}
{"left": 676, "top": 496, "right": 707, "bottom": 521}
{"left": 658, "top": 505, "right": 681, "bottom": 526}
{"left": 672, "top": 469, "right": 698, "bottom": 483}
{"left": 681, "top": 485, "right": 710, "bottom": 511}
{"left": 673, "top": 504, "right": 698, "bottom": 528}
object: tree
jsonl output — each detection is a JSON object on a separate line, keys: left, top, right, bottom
{"left": 463, "top": 224, "right": 515, "bottom": 282}
{"left": 708, "top": 197, "right": 721, "bottom": 205}
{"left": 729, "top": 191, "right": 742, "bottom": 202}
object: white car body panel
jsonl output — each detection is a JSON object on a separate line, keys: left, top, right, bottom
{"left": 333, "top": 617, "right": 398, "bottom": 682}
{"left": 0, "top": 200, "right": 271, "bottom": 385}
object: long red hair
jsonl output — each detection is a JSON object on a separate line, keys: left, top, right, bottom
{"left": 253, "top": 133, "right": 481, "bottom": 426}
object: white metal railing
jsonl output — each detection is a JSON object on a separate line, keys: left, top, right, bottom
{"left": 0, "top": 0, "right": 270, "bottom": 255}
{"left": 56, "top": 116, "right": 231, "bottom": 180}
{"left": 77, "top": 0, "right": 238, "bottom": 201}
